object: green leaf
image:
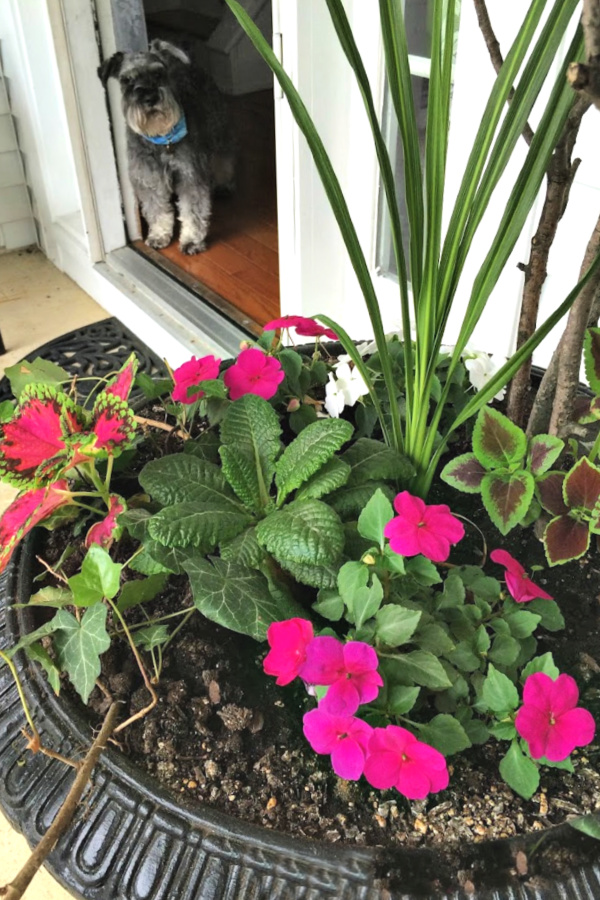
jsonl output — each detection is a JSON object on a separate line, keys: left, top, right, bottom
{"left": 139, "top": 454, "right": 241, "bottom": 509}
{"left": 447, "top": 641, "right": 482, "bottom": 673}
{"left": 275, "top": 418, "right": 353, "bottom": 503}
{"left": 329, "top": 480, "right": 396, "bottom": 519}
{"left": 341, "top": 438, "right": 414, "bottom": 486}
{"left": 521, "top": 652, "right": 560, "bottom": 681}
{"left": 295, "top": 457, "right": 351, "bottom": 501}
{"left": 289, "top": 404, "right": 318, "bottom": 434}
{"left": 68, "top": 545, "right": 122, "bottom": 607}
{"left": 354, "top": 575, "right": 384, "bottom": 630}
{"left": 183, "top": 430, "right": 221, "bottom": 464}
{"left": 527, "top": 434, "right": 565, "bottom": 476}
{"left": 473, "top": 407, "right": 527, "bottom": 469}
{"left": 5, "top": 357, "right": 70, "bottom": 398}
{"left": 133, "top": 624, "right": 170, "bottom": 651}
{"left": 184, "top": 557, "right": 304, "bottom": 640}
{"left": 0, "top": 401, "right": 15, "bottom": 423}
{"left": 219, "top": 444, "right": 265, "bottom": 511}
{"left": 440, "top": 453, "right": 486, "bottom": 493}
{"left": 388, "top": 685, "right": 420, "bottom": 715}
{"left": 481, "top": 663, "right": 519, "bottom": 713}
{"left": 488, "top": 633, "right": 521, "bottom": 666}
{"left": 375, "top": 604, "right": 421, "bottom": 647}
{"left": 481, "top": 471, "right": 535, "bottom": 535}
{"left": 148, "top": 500, "right": 250, "bottom": 550}
{"left": 406, "top": 556, "right": 442, "bottom": 586}
{"left": 117, "top": 573, "right": 168, "bottom": 613}
{"left": 357, "top": 488, "right": 394, "bottom": 548}
{"left": 256, "top": 499, "right": 344, "bottom": 567}
{"left": 420, "top": 714, "right": 472, "bottom": 756}
{"left": 26, "top": 586, "right": 74, "bottom": 608}
{"left": 278, "top": 557, "right": 338, "bottom": 589}
{"left": 390, "top": 650, "right": 453, "bottom": 690}
{"left": 381, "top": 545, "right": 406, "bottom": 574}
{"left": 53, "top": 606, "right": 111, "bottom": 703}
{"left": 129, "top": 547, "right": 172, "bottom": 576}
{"left": 489, "top": 720, "right": 517, "bottom": 741}
{"left": 584, "top": 327, "right": 600, "bottom": 394}
{"left": 220, "top": 393, "right": 282, "bottom": 499}
{"left": 313, "top": 589, "right": 344, "bottom": 621}
{"left": 438, "top": 570, "right": 466, "bottom": 607}
{"left": 506, "top": 610, "right": 541, "bottom": 639}
{"left": 500, "top": 740, "right": 540, "bottom": 799}
{"left": 25, "top": 643, "right": 61, "bottom": 694}
{"left": 219, "top": 526, "right": 263, "bottom": 567}
{"left": 338, "top": 560, "right": 369, "bottom": 604}
{"left": 415, "top": 623, "right": 455, "bottom": 655}
{"left": 527, "top": 598, "right": 565, "bottom": 632}
{"left": 569, "top": 815, "right": 600, "bottom": 840}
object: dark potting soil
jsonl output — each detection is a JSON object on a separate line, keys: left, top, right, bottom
{"left": 38, "top": 491, "right": 600, "bottom": 868}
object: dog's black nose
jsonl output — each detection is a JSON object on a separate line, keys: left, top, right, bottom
{"left": 135, "top": 86, "right": 160, "bottom": 106}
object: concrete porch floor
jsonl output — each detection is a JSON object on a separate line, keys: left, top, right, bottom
{"left": 0, "top": 247, "right": 106, "bottom": 899}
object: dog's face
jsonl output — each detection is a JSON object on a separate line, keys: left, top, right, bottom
{"left": 98, "top": 40, "right": 189, "bottom": 137}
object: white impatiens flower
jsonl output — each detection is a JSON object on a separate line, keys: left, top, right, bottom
{"left": 462, "top": 350, "right": 508, "bottom": 402}
{"left": 324, "top": 355, "right": 370, "bottom": 417}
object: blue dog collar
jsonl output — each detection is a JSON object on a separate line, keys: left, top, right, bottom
{"left": 141, "top": 115, "right": 188, "bottom": 147}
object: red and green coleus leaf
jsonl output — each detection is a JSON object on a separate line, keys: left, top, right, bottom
{"left": 536, "top": 471, "right": 568, "bottom": 516}
{"left": 440, "top": 452, "right": 486, "bottom": 493}
{"left": 526, "top": 434, "right": 564, "bottom": 477}
{"left": 104, "top": 353, "right": 139, "bottom": 402}
{"left": 481, "top": 471, "right": 535, "bottom": 535}
{"left": 0, "top": 480, "right": 73, "bottom": 574}
{"left": 0, "top": 385, "right": 82, "bottom": 488}
{"left": 574, "top": 395, "right": 600, "bottom": 425}
{"left": 84, "top": 495, "right": 125, "bottom": 549}
{"left": 563, "top": 457, "right": 600, "bottom": 513}
{"left": 543, "top": 514, "right": 590, "bottom": 566}
{"left": 584, "top": 327, "right": 600, "bottom": 394}
{"left": 89, "top": 392, "right": 137, "bottom": 453}
{"left": 473, "top": 407, "right": 527, "bottom": 470}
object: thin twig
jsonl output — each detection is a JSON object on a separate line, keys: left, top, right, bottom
{"left": 0, "top": 702, "right": 121, "bottom": 900}
{"left": 107, "top": 599, "right": 158, "bottom": 734}
{"left": 133, "top": 414, "right": 190, "bottom": 441}
{"left": 35, "top": 556, "right": 68, "bottom": 585}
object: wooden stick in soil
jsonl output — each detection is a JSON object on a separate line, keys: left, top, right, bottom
{"left": 0, "top": 702, "right": 121, "bottom": 900}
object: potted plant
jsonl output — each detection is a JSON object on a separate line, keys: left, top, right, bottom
{"left": 1, "top": 0, "right": 600, "bottom": 897}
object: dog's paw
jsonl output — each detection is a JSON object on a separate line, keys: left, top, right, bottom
{"left": 146, "top": 233, "right": 173, "bottom": 250}
{"left": 180, "top": 239, "right": 207, "bottom": 255}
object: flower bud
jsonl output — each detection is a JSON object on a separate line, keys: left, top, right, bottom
{"left": 239, "top": 340, "right": 252, "bottom": 351}
{"left": 287, "top": 398, "right": 301, "bottom": 412}
{"left": 362, "top": 553, "right": 376, "bottom": 566}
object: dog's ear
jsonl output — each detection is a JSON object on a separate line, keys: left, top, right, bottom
{"left": 149, "top": 39, "right": 190, "bottom": 66}
{"left": 97, "top": 52, "right": 125, "bottom": 86}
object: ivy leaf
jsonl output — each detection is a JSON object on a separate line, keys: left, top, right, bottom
{"left": 295, "top": 457, "right": 351, "bottom": 501}
{"left": 68, "top": 545, "right": 122, "bottom": 607}
{"left": 375, "top": 605, "right": 422, "bottom": 648}
{"left": 53, "top": 606, "right": 111, "bottom": 703}
{"left": 473, "top": 407, "right": 526, "bottom": 469}
{"left": 481, "top": 664, "right": 519, "bottom": 713}
{"left": 132, "top": 624, "right": 170, "bottom": 651}
{"left": 184, "top": 557, "right": 304, "bottom": 641}
{"left": 117, "top": 573, "right": 169, "bottom": 613}
{"left": 481, "top": 471, "right": 534, "bottom": 535}
{"left": 440, "top": 453, "right": 486, "bottom": 493}
{"left": 148, "top": 500, "right": 251, "bottom": 550}
{"left": 420, "top": 714, "right": 472, "bottom": 756}
{"left": 26, "top": 586, "right": 74, "bottom": 608}
{"left": 357, "top": 488, "right": 394, "bottom": 548}
{"left": 500, "top": 740, "right": 540, "bottom": 799}
{"left": 256, "top": 499, "right": 344, "bottom": 567}
{"left": 25, "top": 642, "right": 62, "bottom": 694}
{"left": 275, "top": 418, "right": 353, "bottom": 503}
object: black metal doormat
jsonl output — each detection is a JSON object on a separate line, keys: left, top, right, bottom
{"left": 0, "top": 317, "right": 163, "bottom": 404}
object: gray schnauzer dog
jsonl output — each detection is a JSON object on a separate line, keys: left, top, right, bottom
{"left": 98, "top": 40, "right": 235, "bottom": 255}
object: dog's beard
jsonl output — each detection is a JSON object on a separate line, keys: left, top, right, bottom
{"left": 125, "top": 88, "right": 182, "bottom": 137}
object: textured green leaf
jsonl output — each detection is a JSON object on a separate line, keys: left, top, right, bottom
{"left": 420, "top": 714, "right": 472, "bottom": 756}
{"left": 256, "top": 499, "right": 344, "bottom": 567}
{"left": 500, "top": 740, "right": 540, "bottom": 799}
{"left": 357, "top": 488, "right": 394, "bottom": 547}
{"left": 440, "top": 453, "right": 486, "bottom": 493}
{"left": 25, "top": 643, "right": 62, "bottom": 694}
{"left": 341, "top": 438, "right": 414, "bottom": 486}
{"left": 68, "top": 545, "right": 122, "bottom": 607}
{"left": 138, "top": 541, "right": 201, "bottom": 575}
{"left": 139, "top": 454, "right": 240, "bottom": 508}
{"left": 183, "top": 430, "right": 221, "bottom": 464}
{"left": 275, "top": 418, "right": 353, "bottom": 503}
{"left": 119, "top": 508, "right": 154, "bottom": 541}
{"left": 148, "top": 500, "right": 250, "bottom": 550}
{"left": 481, "top": 471, "right": 534, "bottom": 535}
{"left": 375, "top": 605, "right": 421, "bottom": 647}
{"left": 295, "top": 457, "right": 351, "bottom": 501}
{"left": 129, "top": 546, "right": 173, "bottom": 576}
{"left": 53, "top": 606, "right": 111, "bottom": 703}
{"left": 117, "top": 573, "right": 169, "bottom": 612}
{"left": 220, "top": 393, "right": 282, "bottom": 497}
{"left": 278, "top": 557, "right": 338, "bottom": 589}
{"left": 219, "top": 526, "right": 263, "bottom": 567}
{"left": 329, "top": 480, "right": 396, "bottom": 519}
{"left": 219, "top": 445, "right": 264, "bottom": 511}
{"left": 184, "top": 556, "right": 304, "bottom": 640}
{"left": 473, "top": 406, "right": 527, "bottom": 469}
{"left": 481, "top": 663, "right": 519, "bottom": 713}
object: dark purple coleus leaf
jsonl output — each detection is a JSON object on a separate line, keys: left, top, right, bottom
{"left": 544, "top": 514, "right": 590, "bottom": 566}
{"left": 481, "top": 471, "right": 535, "bottom": 535}
{"left": 563, "top": 457, "right": 600, "bottom": 514}
{"left": 536, "top": 472, "right": 568, "bottom": 516}
{"left": 440, "top": 453, "right": 486, "bottom": 493}
{"left": 574, "top": 395, "right": 600, "bottom": 425}
{"left": 584, "top": 327, "right": 600, "bottom": 394}
{"left": 0, "top": 480, "right": 72, "bottom": 574}
{"left": 527, "top": 434, "right": 564, "bottom": 477}
{"left": 473, "top": 407, "right": 526, "bottom": 470}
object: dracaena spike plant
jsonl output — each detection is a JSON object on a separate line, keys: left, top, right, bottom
{"left": 224, "top": 0, "right": 600, "bottom": 497}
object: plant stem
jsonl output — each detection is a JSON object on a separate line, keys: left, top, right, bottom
{"left": 106, "top": 599, "right": 158, "bottom": 734}
{"left": 588, "top": 426, "right": 600, "bottom": 463}
{"left": 0, "top": 650, "right": 40, "bottom": 748}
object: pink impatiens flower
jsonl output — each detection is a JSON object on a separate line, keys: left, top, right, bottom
{"left": 223, "top": 348, "right": 285, "bottom": 401}
{"left": 363, "top": 726, "right": 449, "bottom": 799}
{"left": 300, "top": 637, "right": 383, "bottom": 715}
{"left": 489, "top": 549, "right": 553, "bottom": 603}
{"left": 303, "top": 708, "right": 373, "bottom": 780}
{"left": 383, "top": 491, "right": 465, "bottom": 563}
{"left": 515, "top": 672, "right": 595, "bottom": 761}
{"left": 171, "top": 355, "right": 221, "bottom": 404}
{"left": 264, "top": 315, "right": 338, "bottom": 341}
{"left": 263, "top": 618, "right": 314, "bottom": 686}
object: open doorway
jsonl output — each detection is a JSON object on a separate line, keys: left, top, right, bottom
{"left": 112, "top": 0, "right": 280, "bottom": 336}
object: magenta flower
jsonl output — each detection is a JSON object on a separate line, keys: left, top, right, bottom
{"left": 489, "top": 549, "right": 553, "bottom": 603}
{"left": 171, "top": 355, "right": 221, "bottom": 404}
{"left": 515, "top": 672, "right": 595, "bottom": 761}
{"left": 363, "top": 726, "right": 449, "bottom": 799}
{"left": 223, "top": 348, "right": 285, "bottom": 401}
{"left": 300, "top": 638, "right": 382, "bottom": 715}
{"left": 303, "top": 708, "right": 373, "bottom": 780}
{"left": 263, "top": 618, "right": 314, "bottom": 686}
{"left": 263, "top": 315, "right": 338, "bottom": 341}
{"left": 383, "top": 491, "right": 465, "bottom": 563}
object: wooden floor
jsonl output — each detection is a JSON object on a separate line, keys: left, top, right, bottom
{"left": 134, "top": 90, "right": 280, "bottom": 335}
